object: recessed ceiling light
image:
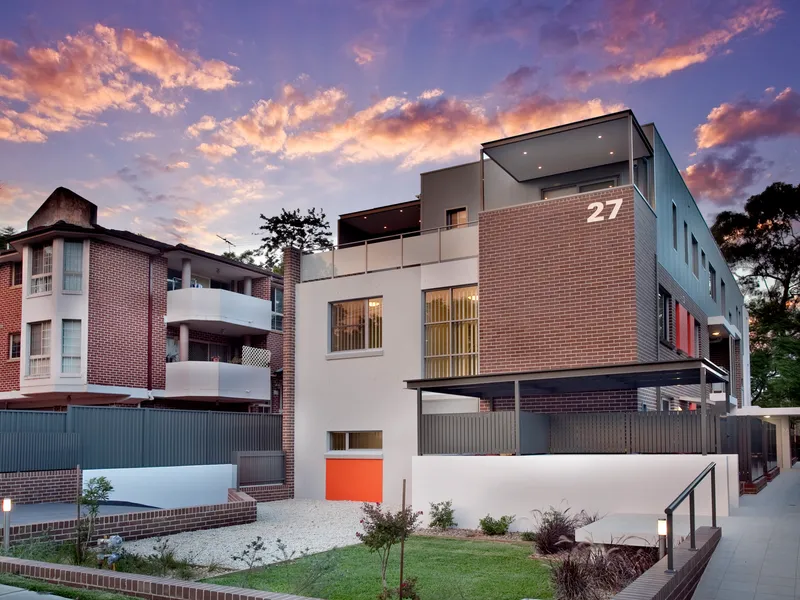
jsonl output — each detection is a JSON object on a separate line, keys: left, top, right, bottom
{"left": 384, "top": 226, "right": 388, "bottom": 229}
{"left": 523, "top": 151, "right": 527, "bottom": 155}
{"left": 399, "top": 209, "right": 403, "bottom": 213}
{"left": 598, "top": 135, "right": 603, "bottom": 139}
{"left": 538, "top": 166, "right": 542, "bottom": 169}
{"left": 609, "top": 151, "right": 614, "bottom": 155}
{"left": 363, "top": 216, "right": 367, "bottom": 219}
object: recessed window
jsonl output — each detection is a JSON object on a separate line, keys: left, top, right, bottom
{"left": 61, "top": 319, "right": 81, "bottom": 374}
{"left": 694, "top": 321, "right": 701, "bottom": 357}
{"left": 683, "top": 222, "right": 688, "bottom": 265}
{"left": 709, "top": 265, "right": 717, "bottom": 302}
{"left": 658, "top": 289, "right": 672, "bottom": 344}
{"left": 30, "top": 244, "right": 53, "bottom": 295}
{"left": 271, "top": 286, "right": 284, "bottom": 331}
{"left": 579, "top": 180, "right": 616, "bottom": 193}
{"left": 330, "top": 298, "right": 383, "bottom": 352}
{"left": 63, "top": 241, "right": 83, "bottom": 292}
{"left": 328, "top": 431, "right": 383, "bottom": 451}
{"left": 671, "top": 203, "right": 678, "bottom": 251}
{"left": 28, "top": 320, "right": 51, "bottom": 376}
{"left": 691, "top": 235, "right": 699, "bottom": 277}
{"left": 721, "top": 280, "right": 726, "bottom": 314}
{"left": 8, "top": 333, "right": 20, "bottom": 360}
{"left": 424, "top": 285, "right": 478, "bottom": 377}
{"left": 11, "top": 262, "right": 22, "bottom": 287}
{"left": 701, "top": 250, "right": 706, "bottom": 271}
{"left": 446, "top": 208, "right": 468, "bottom": 229}
{"left": 189, "top": 340, "right": 230, "bottom": 362}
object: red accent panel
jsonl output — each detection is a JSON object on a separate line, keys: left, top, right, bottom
{"left": 688, "top": 314, "right": 695, "bottom": 357}
{"left": 325, "top": 458, "right": 383, "bottom": 502}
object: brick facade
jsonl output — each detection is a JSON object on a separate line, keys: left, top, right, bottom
{"left": 281, "top": 248, "right": 300, "bottom": 499}
{"left": 239, "top": 483, "right": 292, "bottom": 502}
{"left": 479, "top": 187, "right": 638, "bottom": 374}
{"left": 0, "top": 262, "right": 22, "bottom": 394}
{"left": 0, "top": 469, "right": 79, "bottom": 504}
{"left": 492, "top": 389, "right": 639, "bottom": 413}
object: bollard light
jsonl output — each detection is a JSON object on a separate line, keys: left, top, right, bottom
{"left": 657, "top": 518, "right": 667, "bottom": 536}
{"left": 657, "top": 518, "right": 667, "bottom": 560}
{"left": 2, "top": 497, "right": 10, "bottom": 553}
{"left": 2, "top": 499, "right": 10, "bottom": 513}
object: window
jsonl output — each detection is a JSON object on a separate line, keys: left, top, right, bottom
{"left": 658, "top": 289, "right": 672, "bottom": 344}
{"left": 701, "top": 250, "right": 706, "bottom": 270}
{"left": 8, "top": 333, "right": 20, "bottom": 360}
{"left": 683, "top": 223, "right": 688, "bottom": 264}
{"left": 721, "top": 280, "right": 726, "bottom": 314}
{"left": 189, "top": 340, "right": 230, "bottom": 362}
{"left": 672, "top": 203, "right": 678, "bottom": 250}
{"left": 634, "top": 157, "right": 649, "bottom": 200}
{"left": 694, "top": 321, "right": 701, "bottom": 358}
{"left": 271, "top": 286, "right": 284, "bottom": 331}
{"left": 28, "top": 321, "right": 51, "bottom": 376}
{"left": 30, "top": 244, "right": 53, "bottom": 294}
{"left": 674, "top": 303, "right": 696, "bottom": 356}
{"left": 579, "top": 180, "right": 615, "bottom": 193}
{"left": 709, "top": 265, "right": 717, "bottom": 301}
{"left": 330, "top": 298, "right": 382, "bottom": 352}
{"left": 62, "top": 241, "right": 83, "bottom": 292}
{"left": 446, "top": 208, "right": 468, "bottom": 229}
{"left": 61, "top": 320, "right": 81, "bottom": 373}
{"left": 11, "top": 262, "right": 22, "bottom": 287}
{"left": 691, "top": 235, "right": 699, "bottom": 277}
{"left": 662, "top": 398, "right": 671, "bottom": 412}
{"left": 328, "top": 431, "right": 383, "bottom": 451}
{"left": 424, "top": 285, "right": 478, "bottom": 377}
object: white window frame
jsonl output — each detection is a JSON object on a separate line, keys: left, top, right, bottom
{"left": 27, "top": 320, "right": 51, "bottom": 377}
{"left": 61, "top": 319, "right": 81, "bottom": 374}
{"left": 62, "top": 240, "right": 83, "bottom": 293}
{"left": 271, "top": 286, "right": 284, "bottom": 331}
{"left": 423, "top": 285, "right": 479, "bottom": 378}
{"left": 29, "top": 244, "right": 53, "bottom": 296}
{"left": 329, "top": 297, "right": 383, "bottom": 354}
{"left": 327, "top": 431, "right": 383, "bottom": 452}
{"left": 11, "top": 262, "right": 22, "bottom": 288}
{"left": 8, "top": 332, "right": 20, "bottom": 361}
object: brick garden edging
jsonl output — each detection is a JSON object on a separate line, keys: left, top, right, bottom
{"left": 0, "top": 557, "right": 318, "bottom": 600}
{"left": 0, "top": 469, "right": 80, "bottom": 505}
{"left": 612, "top": 526, "right": 721, "bottom": 600}
{"left": 8, "top": 489, "right": 257, "bottom": 546}
{"left": 239, "top": 484, "right": 292, "bottom": 502}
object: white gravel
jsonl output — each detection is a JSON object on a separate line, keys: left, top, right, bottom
{"left": 122, "top": 499, "right": 369, "bottom": 569}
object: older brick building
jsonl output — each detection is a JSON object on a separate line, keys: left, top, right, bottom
{"left": 0, "top": 187, "right": 283, "bottom": 411}
{"left": 289, "top": 110, "right": 750, "bottom": 504}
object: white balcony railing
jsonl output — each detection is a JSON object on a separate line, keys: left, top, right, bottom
{"left": 165, "top": 357, "right": 270, "bottom": 401}
{"left": 301, "top": 222, "right": 478, "bottom": 282}
{"left": 166, "top": 288, "right": 273, "bottom": 333}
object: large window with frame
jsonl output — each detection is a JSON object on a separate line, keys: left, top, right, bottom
{"left": 445, "top": 208, "right": 468, "bottom": 229}
{"left": 424, "top": 285, "right": 478, "bottom": 378}
{"left": 709, "top": 265, "right": 717, "bottom": 302}
{"left": 189, "top": 340, "right": 230, "bottom": 362}
{"left": 28, "top": 321, "right": 51, "bottom": 376}
{"left": 63, "top": 241, "right": 83, "bottom": 292}
{"left": 61, "top": 319, "right": 81, "bottom": 374}
{"left": 330, "top": 298, "right": 382, "bottom": 352}
{"left": 328, "top": 431, "right": 383, "bottom": 451}
{"left": 8, "top": 333, "right": 20, "bottom": 360}
{"left": 691, "top": 235, "right": 699, "bottom": 277}
{"left": 658, "top": 289, "right": 672, "bottom": 344}
{"left": 30, "top": 244, "right": 53, "bottom": 294}
{"left": 271, "top": 286, "right": 284, "bottom": 331}
{"left": 11, "top": 262, "right": 22, "bottom": 287}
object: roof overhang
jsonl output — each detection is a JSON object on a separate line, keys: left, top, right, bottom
{"left": 167, "top": 244, "right": 275, "bottom": 279}
{"left": 481, "top": 110, "right": 653, "bottom": 183}
{"left": 734, "top": 407, "right": 800, "bottom": 417}
{"left": 708, "top": 316, "right": 741, "bottom": 340}
{"left": 405, "top": 359, "right": 728, "bottom": 399}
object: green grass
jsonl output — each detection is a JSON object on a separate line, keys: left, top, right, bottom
{"left": 0, "top": 573, "right": 142, "bottom": 600}
{"left": 206, "top": 536, "right": 553, "bottom": 600}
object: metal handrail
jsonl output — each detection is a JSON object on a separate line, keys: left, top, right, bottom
{"left": 328, "top": 220, "right": 479, "bottom": 251}
{"left": 664, "top": 462, "right": 717, "bottom": 573}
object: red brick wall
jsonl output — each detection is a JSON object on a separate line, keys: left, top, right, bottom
{"left": 252, "top": 276, "right": 269, "bottom": 300}
{"left": 239, "top": 483, "right": 292, "bottom": 502}
{"left": 479, "top": 187, "right": 638, "bottom": 374}
{"left": 0, "top": 469, "right": 79, "bottom": 504}
{"left": 492, "top": 390, "right": 639, "bottom": 413}
{"left": 0, "top": 262, "right": 22, "bottom": 393}
{"left": 281, "top": 248, "right": 300, "bottom": 499}
{"left": 88, "top": 241, "right": 166, "bottom": 390}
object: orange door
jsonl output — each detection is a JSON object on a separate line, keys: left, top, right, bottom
{"left": 325, "top": 458, "right": 383, "bottom": 502}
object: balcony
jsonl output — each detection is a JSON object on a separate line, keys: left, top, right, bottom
{"left": 165, "top": 359, "right": 270, "bottom": 401}
{"left": 166, "top": 288, "right": 273, "bottom": 335}
{"left": 301, "top": 222, "right": 478, "bottom": 282}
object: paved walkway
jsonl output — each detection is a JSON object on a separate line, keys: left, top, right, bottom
{"left": 0, "top": 582, "right": 67, "bottom": 600}
{"left": 10, "top": 502, "right": 152, "bottom": 526}
{"left": 693, "top": 465, "right": 800, "bottom": 600}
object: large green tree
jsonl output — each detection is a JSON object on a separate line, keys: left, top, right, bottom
{"left": 0, "top": 225, "right": 16, "bottom": 250}
{"left": 712, "top": 182, "right": 800, "bottom": 407}
{"left": 257, "top": 207, "right": 333, "bottom": 271}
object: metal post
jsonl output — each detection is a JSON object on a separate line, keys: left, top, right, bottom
{"left": 628, "top": 115, "right": 635, "bottom": 185}
{"left": 2, "top": 510, "right": 8, "bottom": 553}
{"left": 710, "top": 465, "right": 717, "bottom": 528}
{"left": 399, "top": 479, "right": 407, "bottom": 588}
{"left": 416, "top": 388, "right": 423, "bottom": 456}
{"left": 689, "top": 490, "right": 696, "bottom": 550}
{"left": 514, "top": 380, "right": 521, "bottom": 456}
{"left": 364, "top": 241, "right": 368, "bottom": 274}
{"left": 479, "top": 149, "right": 485, "bottom": 212}
{"left": 666, "top": 512, "right": 674, "bottom": 573}
{"left": 658, "top": 535, "right": 666, "bottom": 560}
{"left": 330, "top": 247, "right": 335, "bottom": 279}
{"left": 437, "top": 227, "right": 442, "bottom": 262}
{"left": 700, "top": 365, "right": 708, "bottom": 455}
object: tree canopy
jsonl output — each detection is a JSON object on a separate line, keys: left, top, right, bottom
{"left": 0, "top": 225, "right": 16, "bottom": 250}
{"left": 257, "top": 207, "right": 333, "bottom": 270}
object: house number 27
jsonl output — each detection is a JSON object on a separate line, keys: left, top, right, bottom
{"left": 586, "top": 199, "right": 623, "bottom": 223}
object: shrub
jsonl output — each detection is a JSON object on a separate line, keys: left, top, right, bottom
{"left": 75, "top": 477, "right": 114, "bottom": 564}
{"left": 478, "top": 514, "right": 514, "bottom": 536}
{"left": 519, "top": 531, "right": 536, "bottom": 542}
{"left": 428, "top": 501, "right": 457, "bottom": 530}
{"left": 550, "top": 548, "right": 600, "bottom": 600}
{"left": 357, "top": 503, "right": 422, "bottom": 593}
{"left": 531, "top": 506, "right": 577, "bottom": 554}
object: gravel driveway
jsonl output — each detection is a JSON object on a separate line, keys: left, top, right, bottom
{"left": 122, "top": 499, "right": 366, "bottom": 569}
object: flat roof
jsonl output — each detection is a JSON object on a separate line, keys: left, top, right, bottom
{"left": 405, "top": 359, "right": 728, "bottom": 399}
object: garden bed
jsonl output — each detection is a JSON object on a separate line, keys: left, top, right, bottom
{"left": 0, "top": 572, "right": 143, "bottom": 600}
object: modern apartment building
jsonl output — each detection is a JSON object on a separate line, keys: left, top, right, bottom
{"left": 0, "top": 187, "right": 284, "bottom": 411}
{"left": 286, "top": 110, "right": 750, "bottom": 505}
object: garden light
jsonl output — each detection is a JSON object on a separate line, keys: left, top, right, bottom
{"left": 657, "top": 519, "right": 667, "bottom": 559}
{"left": 2, "top": 497, "right": 10, "bottom": 553}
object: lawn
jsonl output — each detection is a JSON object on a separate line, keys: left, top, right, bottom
{"left": 0, "top": 573, "right": 142, "bottom": 600}
{"left": 206, "top": 536, "right": 554, "bottom": 600}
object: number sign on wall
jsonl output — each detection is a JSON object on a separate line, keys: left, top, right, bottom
{"left": 586, "top": 199, "right": 623, "bottom": 223}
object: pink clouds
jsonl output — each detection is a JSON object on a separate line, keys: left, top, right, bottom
{"left": 196, "top": 142, "right": 237, "bottom": 161}
{"left": 0, "top": 24, "right": 236, "bottom": 142}
{"left": 683, "top": 144, "right": 768, "bottom": 205}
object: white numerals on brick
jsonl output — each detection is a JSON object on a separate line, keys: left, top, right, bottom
{"left": 586, "top": 198, "right": 623, "bottom": 223}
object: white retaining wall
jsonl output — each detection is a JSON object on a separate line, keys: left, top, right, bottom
{"left": 83, "top": 464, "right": 236, "bottom": 509}
{"left": 413, "top": 454, "right": 738, "bottom": 532}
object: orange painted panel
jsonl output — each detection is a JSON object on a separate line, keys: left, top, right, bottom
{"left": 325, "top": 458, "right": 383, "bottom": 502}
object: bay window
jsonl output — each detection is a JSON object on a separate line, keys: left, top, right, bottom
{"left": 30, "top": 244, "right": 53, "bottom": 294}
{"left": 61, "top": 319, "right": 81, "bottom": 373}
{"left": 424, "top": 285, "right": 478, "bottom": 377}
{"left": 28, "top": 321, "right": 51, "bottom": 376}
{"left": 330, "top": 298, "right": 382, "bottom": 352}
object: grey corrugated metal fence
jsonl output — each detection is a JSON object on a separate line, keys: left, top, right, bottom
{"left": 234, "top": 451, "right": 286, "bottom": 485}
{"left": 420, "top": 411, "right": 516, "bottom": 454}
{"left": 0, "top": 410, "right": 67, "bottom": 432}
{"left": 549, "top": 413, "right": 629, "bottom": 453}
{"left": 0, "top": 432, "right": 79, "bottom": 472}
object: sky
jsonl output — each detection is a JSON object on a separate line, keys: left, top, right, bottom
{"left": 0, "top": 0, "right": 798, "bottom": 254}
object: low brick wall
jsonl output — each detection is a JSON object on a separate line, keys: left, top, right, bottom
{"left": 0, "top": 469, "right": 80, "bottom": 505}
{"left": 0, "top": 557, "right": 317, "bottom": 600}
{"left": 9, "top": 491, "right": 257, "bottom": 546}
{"left": 613, "top": 526, "right": 721, "bottom": 600}
{"left": 239, "top": 483, "right": 292, "bottom": 502}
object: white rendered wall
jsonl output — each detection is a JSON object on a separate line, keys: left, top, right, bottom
{"left": 83, "top": 464, "right": 236, "bottom": 509}
{"left": 413, "top": 455, "right": 739, "bottom": 532}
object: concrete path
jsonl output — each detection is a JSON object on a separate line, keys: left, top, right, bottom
{"left": 693, "top": 465, "right": 800, "bottom": 600}
{"left": 9, "top": 503, "right": 153, "bottom": 526}
{"left": 0, "top": 582, "right": 67, "bottom": 599}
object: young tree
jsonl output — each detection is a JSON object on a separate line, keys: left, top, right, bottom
{"left": 0, "top": 225, "right": 16, "bottom": 250}
{"left": 257, "top": 208, "right": 332, "bottom": 270}
{"left": 711, "top": 182, "right": 800, "bottom": 407}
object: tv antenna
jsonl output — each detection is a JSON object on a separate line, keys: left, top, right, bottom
{"left": 216, "top": 234, "right": 236, "bottom": 252}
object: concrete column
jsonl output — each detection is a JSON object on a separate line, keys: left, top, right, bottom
{"left": 514, "top": 380, "right": 521, "bottom": 456}
{"left": 243, "top": 277, "right": 252, "bottom": 296}
{"left": 244, "top": 335, "right": 252, "bottom": 347}
{"left": 179, "top": 323, "right": 189, "bottom": 361}
{"left": 181, "top": 258, "right": 191, "bottom": 289}
{"left": 776, "top": 416, "right": 792, "bottom": 472}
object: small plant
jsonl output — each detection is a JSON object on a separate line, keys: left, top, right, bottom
{"left": 271, "top": 538, "right": 309, "bottom": 563}
{"left": 378, "top": 577, "right": 421, "bottom": 600}
{"left": 531, "top": 506, "right": 577, "bottom": 554}
{"left": 550, "top": 545, "right": 600, "bottom": 600}
{"left": 428, "top": 500, "right": 457, "bottom": 530}
{"left": 147, "top": 537, "right": 178, "bottom": 576}
{"left": 357, "top": 502, "right": 422, "bottom": 593}
{"left": 478, "top": 514, "right": 514, "bottom": 536}
{"left": 519, "top": 531, "right": 536, "bottom": 542}
{"left": 74, "top": 476, "right": 114, "bottom": 564}
{"left": 231, "top": 536, "right": 267, "bottom": 586}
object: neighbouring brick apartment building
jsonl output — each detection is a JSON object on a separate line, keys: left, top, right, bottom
{"left": 287, "top": 110, "right": 751, "bottom": 505}
{"left": 0, "top": 187, "right": 284, "bottom": 412}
